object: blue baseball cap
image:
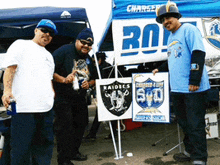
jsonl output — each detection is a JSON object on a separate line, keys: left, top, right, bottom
{"left": 36, "top": 19, "right": 58, "bottom": 34}
{"left": 76, "top": 28, "right": 94, "bottom": 43}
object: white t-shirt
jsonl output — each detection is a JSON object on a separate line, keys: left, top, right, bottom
{"left": 4, "top": 39, "right": 55, "bottom": 113}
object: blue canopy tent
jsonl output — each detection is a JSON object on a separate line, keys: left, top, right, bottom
{"left": 98, "top": 0, "right": 220, "bottom": 52}
{"left": 0, "top": 7, "right": 90, "bottom": 53}
{"left": 98, "top": 0, "right": 220, "bottom": 70}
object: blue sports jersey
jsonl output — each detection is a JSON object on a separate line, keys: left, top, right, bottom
{"left": 167, "top": 23, "right": 210, "bottom": 93}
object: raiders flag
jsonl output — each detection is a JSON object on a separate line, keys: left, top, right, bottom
{"left": 96, "top": 78, "right": 132, "bottom": 121}
{"left": 132, "top": 73, "right": 170, "bottom": 123}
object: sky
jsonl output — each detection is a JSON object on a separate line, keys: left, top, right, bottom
{"left": 0, "top": 0, "right": 112, "bottom": 51}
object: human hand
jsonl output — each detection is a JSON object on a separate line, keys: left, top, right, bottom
{"left": 152, "top": 69, "right": 159, "bottom": 76}
{"left": 189, "top": 85, "right": 199, "bottom": 92}
{"left": 81, "top": 80, "right": 90, "bottom": 90}
{"left": 64, "top": 73, "right": 75, "bottom": 84}
{"left": 2, "top": 92, "right": 13, "bottom": 109}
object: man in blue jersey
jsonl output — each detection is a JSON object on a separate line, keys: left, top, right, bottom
{"left": 153, "top": 1, "right": 210, "bottom": 165}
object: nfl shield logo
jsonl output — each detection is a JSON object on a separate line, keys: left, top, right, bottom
{"left": 100, "top": 81, "right": 132, "bottom": 116}
{"left": 202, "top": 18, "right": 220, "bottom": 50}
{"left": 135, "top": 78, "right": 164, "bottom": 110}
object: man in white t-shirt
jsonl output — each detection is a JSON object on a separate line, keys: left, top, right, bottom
{"left": 1, "top": 19, "right": 57, "bottom": 165}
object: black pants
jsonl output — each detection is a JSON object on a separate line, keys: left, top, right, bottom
{"left": 171, "top": 91, "right": 208, "bottom": 162}
{"left": 54, "top": 98, "right": 88, "bottom": 164}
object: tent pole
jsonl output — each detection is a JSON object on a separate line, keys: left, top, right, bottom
{"left": 109, "top": 121, "right": 119, "bottom": 160}
{"left": 118, "top": 119, "right": 123, "bottom": 158}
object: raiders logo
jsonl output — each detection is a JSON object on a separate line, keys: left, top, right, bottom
{"left": 100, "top": 81, "right": 132, "bottom": 116}
{"left": 202, "top": 18, "right": 220, "bottom": 50}
{"left": 135, "top": 78, "right": 164, "bottom": 112}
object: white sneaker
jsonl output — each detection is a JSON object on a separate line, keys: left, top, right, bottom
{"left": 192, "top": 160, "right": 207, "bottom": 165}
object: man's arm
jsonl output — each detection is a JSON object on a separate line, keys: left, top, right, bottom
{"left": 53, "top": 73, "right": 68, "bottom": 84}
{"left": 152, "top": 61, "right": 169, "bottom": 75}
{"left": 53, "top": 71, "right": 77, "bottom": 84}
{"left": 2, "top": 65, "right": 17, "bottom": 108}
{"left": 189, "top": 50, "right": 205, "bottom": 92}
{"left": 88, "top": 79, "right": 95, "bottom": 88}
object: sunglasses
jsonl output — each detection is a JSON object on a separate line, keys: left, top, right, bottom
{"left": 38, "top": 28, "right": 55, "bottom": 37}
{"left": 79, "top": 39, "right": 93, "bottom": 46}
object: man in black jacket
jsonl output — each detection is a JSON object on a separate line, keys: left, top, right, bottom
{"left": 52, "top": 28, "right": 97, "bottom": 165}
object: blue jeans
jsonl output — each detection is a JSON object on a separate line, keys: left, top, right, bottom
{"left": 10, "top": 110, "right": 54, "bottom": 165}
{"left": 171, "top": 91, "right": 208, "bottom": 162}
{"left": 0, "top": 120, "right": 11, "bottom": 165}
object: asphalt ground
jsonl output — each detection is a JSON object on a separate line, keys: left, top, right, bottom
{"left": 51, "top": 101, "right": 220, "bottom": 165}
